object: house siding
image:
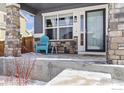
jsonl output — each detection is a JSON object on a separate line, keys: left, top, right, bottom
{"left": 34, "top": 12, "right": 43, "bottom": 33}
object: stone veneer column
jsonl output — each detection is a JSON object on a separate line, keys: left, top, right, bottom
{"left": 4, "top": 4, "right": 21, "bottom": 57}
{"left": 108, "top": 3, "right": 124, "bottom": 64}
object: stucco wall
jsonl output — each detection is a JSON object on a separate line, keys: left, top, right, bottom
{"left": 34, "top": 13, "right": 43, "bottom": 33}
{"left": 1, "top": 58, "right": 124, "bottom": 82}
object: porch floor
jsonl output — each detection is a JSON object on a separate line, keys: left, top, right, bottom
{"left": 22, "top": 52, "right": 107, "bottom": 64}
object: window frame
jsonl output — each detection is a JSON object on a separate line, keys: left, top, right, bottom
{"left": 44, "top": 13, "right": 74, "bottom": 40}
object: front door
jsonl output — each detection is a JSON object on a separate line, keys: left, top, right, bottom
{"left": 86, "top": 9, "right": 105, "bottom": 52}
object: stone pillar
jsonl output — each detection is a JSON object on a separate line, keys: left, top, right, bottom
{"left": 108, "top": 3, "right": 124, "bottom": 64}
{"left": 4, "top": 3, "right": 21, "bottom": 57}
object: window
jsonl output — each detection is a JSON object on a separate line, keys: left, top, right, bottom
{"left": 20, "top": 10, "right": 34, "bottom": 35}
{"left": 45, "top": 16, "right": 57, "bottom": 27}
{"left": 59, "top": 15, "right": 73, "bottom": 26}
{"left": 80, "top": 15, "right": 84, "bottom": 46}
{"left": 45, "top": 16, "right": 57, "bottom": 40}
{"left": 45, "top": 14, "right": 73, "bottom": 40}
{"left": 59, "top": 14, "right": 73, "bottom": 39}
{"left": 59, "top": 27, "right": 72, "bottom": 39}
{"left": 80, "top": 33, "right": 84, "bottom": 45}
{"left": 80, "top": 15, "right": 84, "bottom": 32}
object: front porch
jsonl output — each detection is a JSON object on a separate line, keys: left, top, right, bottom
{"left": 22, "top": 3, "right": 108, "bottom": 55}
{"left": 0, "top": 3, "right": 108, "bottom": 56}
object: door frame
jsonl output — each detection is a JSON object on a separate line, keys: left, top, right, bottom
{"left": 85, "top": 9, "right": 106, "bottom": 52}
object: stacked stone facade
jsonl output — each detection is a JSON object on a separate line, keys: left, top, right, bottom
{"left": 108, "top": 3, "right": 124, "bottom": 64}
{"left": 4, "top": 4, "right": 21, "bottom": 57}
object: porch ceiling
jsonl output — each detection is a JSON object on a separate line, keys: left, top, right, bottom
{"left": 20, "top": 3, "right": 105, "bottom": 14}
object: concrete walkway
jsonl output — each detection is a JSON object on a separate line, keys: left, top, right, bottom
{"left": 47, "top": 69, "right": 124, "bottom": 86}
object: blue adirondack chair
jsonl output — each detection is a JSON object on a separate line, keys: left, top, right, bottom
{"left": 35, "top": 35, "right": 49, "bottom": 54}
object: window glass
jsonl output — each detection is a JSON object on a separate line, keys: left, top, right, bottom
{"left": 45, "top": 28, "right": 57, "bottom": 40}
{"left": 45, "top": 16, "right": 57, "bottom": 27}
{"left": 80, "top": 15, "right": 84, "bottom": 32}
{"left": 20, "top": 10, "right": 34, "bottom": 35}
{"left": 59, "top": 15, "right": 73, "bottom": 26}
{"left": 80, "top": 33, "right": 84, "bottom": 45}
{"left": 45, "top": 14, "right": 73, "bottom": 40}
{"left": 59, "top": 27, "right": 73, "bottom": 39}
{"left": 87, "top": 10, "right": 104, "bottom": 50}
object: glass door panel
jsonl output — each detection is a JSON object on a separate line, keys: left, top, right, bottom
{"left": 86, "top": 9, "right": 105, "bottom": 51}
